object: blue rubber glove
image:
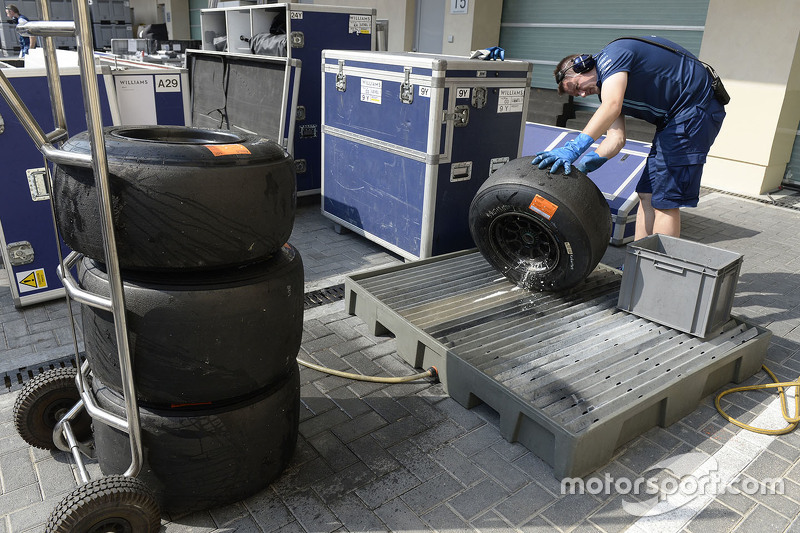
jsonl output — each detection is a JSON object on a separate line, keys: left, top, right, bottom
{"left": 470, "top": 46, "right": 505, "bottom": 60}
{"left": 486, "top": 46, "right": 505, "bottom": 61}
{"left": 532, "top": 133, "right": 595, "bottom": 175}
{"left": 575, "top": 151, "right": 608, "bottom": 174}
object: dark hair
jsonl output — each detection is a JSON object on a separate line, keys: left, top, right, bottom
{"left": 554, "top": 54, "right": 580, "bottom": 95}
{"left": 6, "top": 4, "right": 20, "bottom": 14}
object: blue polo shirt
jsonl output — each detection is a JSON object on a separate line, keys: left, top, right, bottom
{"left": 594, "top": 36, "right": 715, "bottom": 128}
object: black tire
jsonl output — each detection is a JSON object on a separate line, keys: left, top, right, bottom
{"left": 469, "top": 157, "right": 611, "bottom": 291}
{"left": 45, "top": 475, "right": 161, "bottom": 533}
{"left": 13, "top": 367, "right": 93, "bottom": 450}
{"left": 53, "top": 125, "right": 296, "bottom": 271}
{"left": 91, "top": 368, "right": 300, "bottom": 514}
{"left": 78, "top": 243, "right": 304, "bottom": 406}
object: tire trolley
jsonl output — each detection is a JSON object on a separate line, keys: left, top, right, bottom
{"left": 0, "top": 1, "right": 161, "bottom": 530}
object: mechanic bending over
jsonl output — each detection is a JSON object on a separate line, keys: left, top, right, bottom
{"left": 532, "top": 36, "right": 728, "bottom": 240}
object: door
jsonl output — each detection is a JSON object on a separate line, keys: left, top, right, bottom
{"left": 414, "top": 0, "right": 444, "bottom": 53}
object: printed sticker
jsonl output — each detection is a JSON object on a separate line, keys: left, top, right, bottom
{"left": 418, "top": 86, "right": 431, "bottom": 98}
{"left": 17, "top": 268, "right": 47, "bottom": 293}
{"left": 456, "top": 87, "right": 471, "bottom": 99}
{"left": 348, "top": 14, "right": 372, "bottom": 34}
{"left": 155, "top": 74, "right": 180, "bottom": 92}
{"left": 497, "top": 87, "right": 526, "bottom": 113}
{"left": 529, "top": 194, "right": 558, "bottom": 220}
{"left": 360, "top": 78, "right": 382, "bottom": 104}
{"left": 290, "top": 11, "right": 303, "bottom": 19}
{"left": 205, "top": 144, "right": 251, "bottom": 156}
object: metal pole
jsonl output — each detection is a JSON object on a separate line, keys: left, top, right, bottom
{"left": 34, "top": 1, "right": 68, "bottom": 135}
{"left": 70, "top": 0, "right": 144, "bottom": 479}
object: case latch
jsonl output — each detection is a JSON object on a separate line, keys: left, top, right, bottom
{"left": 299, "top": 124, "right": 318, "bottom": 138}
{"left": 443, "top": 105, "right": 470, "bottom": 127}
{"left": 472, "top": 87, "right": 487, "bottom": 109}
{"left": 336, "top": 60, "right": 347, "bottom": 92}
{"left": 450, "top": 161, "right": 473, "bottom": 182}
{"left": 7, "top": 241, "right": 34, "bottom": 266}
{"left": 26, "top": 168, "right": 50, "bottom": 201}
{"left": 296, "top": 105, "right": 306, "bottom": 121}
{"left": 489, "top": 157, "right": 510, "bottom": 174}
{"left": 399, "top": 67, "right": 414, "bottom": 104}
{"left": 290, "top": 31, "right": 304, "bottom": 48}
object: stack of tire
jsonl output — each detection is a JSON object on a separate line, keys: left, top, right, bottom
{"left": 51, "top": 126, "right": 303, "bottom": 514}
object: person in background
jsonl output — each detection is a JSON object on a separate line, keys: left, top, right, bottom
{"left": 532, "top": 36, "right": 726, "bottom": 240}
{"left": 5, "top": 4, "right": 36, "bottom": 57}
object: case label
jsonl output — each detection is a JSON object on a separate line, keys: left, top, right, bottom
{"left": 290, "top": 11, "right": 303, "bottom": 19}
{"left": 497, "top": 88, "right": 526, "bottom": 113}
{"left": 17, "top": 268, "right": 47, "bottom": 293}
{"left": 419, "top": 86, "right": 431, "bottom": 98}
{"left": 361, "top": 79, "right": 382, "bottom": 104}
{"left": 456, "top": 87, "right": 471, "bottom": 99}
{"left": 155, "top": 74, "right": 180, "bottom": 92}
{"left": 349, "top": 14, "right": 372, "bottom": 34}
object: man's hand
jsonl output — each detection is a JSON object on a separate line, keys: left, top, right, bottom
{"left": 575, "top": 151, "right": 608, "bottom": 174}
{"left": 531, "top": 133, "right": 595, "bottom": 175}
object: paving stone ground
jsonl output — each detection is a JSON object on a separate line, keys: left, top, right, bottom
{"left": 2, "top": 192, "right": 800, "bottom": 532}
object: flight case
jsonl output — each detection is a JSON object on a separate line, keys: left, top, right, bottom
{"left": 321, "top": 50, "right": 531, "bottom": 260}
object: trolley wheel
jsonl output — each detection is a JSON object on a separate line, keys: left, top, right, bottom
{"left": 12, "top": 367, "right": 92, "bottom": 450}
{"left": 45, "top": 475, "right": 161, "bottom": 533}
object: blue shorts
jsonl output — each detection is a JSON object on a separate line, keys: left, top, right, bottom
{"left": 636, "top": 100, "right": 726, "bottom": 209}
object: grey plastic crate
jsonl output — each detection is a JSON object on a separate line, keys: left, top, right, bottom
{"left": 617, "top": 234, "right": 742, "bottom": 337}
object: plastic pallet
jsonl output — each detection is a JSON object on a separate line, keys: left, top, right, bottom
{"left": 344, "top": 250, "right": 772, "bottom": 479}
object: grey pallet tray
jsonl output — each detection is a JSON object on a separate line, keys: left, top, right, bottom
{"left": 344, "top": 250, "right": 771, "bottom": 479}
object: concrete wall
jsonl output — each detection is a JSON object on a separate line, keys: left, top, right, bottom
{"left": 166, "top": 0, "right": 191, "bottom": 39}
{"left": 130, "top": 0, "right": 190, "bottom": 39}
{"left": 700, "top": 0, "right": 800, "bottom": 195}
{"left": 130, "top": 0, "right": 158, "bottom": 29}
{"left": 310, "top": 0, "right": 416, "bottom": 52}
{"left": 441, "top": 0, "right": 503, "bottom": 56}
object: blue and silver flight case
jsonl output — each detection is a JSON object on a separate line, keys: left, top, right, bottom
{"left": 321, "top": 50, "right": 532, "bottom": 260}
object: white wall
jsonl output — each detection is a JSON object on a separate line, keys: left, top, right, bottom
{"left": 700, "top": 0, "right": 800, "bottom": 195}
{"left": 441, "top": 0, "right": 502, "bottom": 56}
{"left": 166, "top": 0, "right": 191, "bottom": 39}
{"left": 130, "top": 0, "right": 190, "bottom": 39}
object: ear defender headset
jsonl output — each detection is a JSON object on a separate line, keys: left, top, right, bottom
{"left": 555, "top": 54, "right": 595, "bottom": 84}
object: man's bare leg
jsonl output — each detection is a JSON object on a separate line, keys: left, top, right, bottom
{"left": 635, "top": 193, "right": 680, "bottom": 239}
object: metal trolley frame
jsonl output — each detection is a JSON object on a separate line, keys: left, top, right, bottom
{"left": 0, "top": 0, "right": 161, "bottom": 530}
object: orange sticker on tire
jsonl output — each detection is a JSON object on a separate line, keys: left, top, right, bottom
{"left": 529, "top": 194, "right": 558, "bottom": 220}
{"left": 205, "top": 144, "right": 251, "bottom": 156}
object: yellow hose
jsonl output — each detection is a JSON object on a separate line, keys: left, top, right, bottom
{"left": 715, "top": 365, "right": 800, "bottom": 435}
{"left": 297, "top": 358, "right": 438, "bottom": 384}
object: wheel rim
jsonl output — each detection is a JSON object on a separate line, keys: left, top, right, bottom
{"left": 86, "top": 518, "right": 133, "bottom": 533}
{"left": 488, "top": 212, "right": 560, "bottom": 276}
{"left": 42, "top": 397, "right": 75, "bottom": 430}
